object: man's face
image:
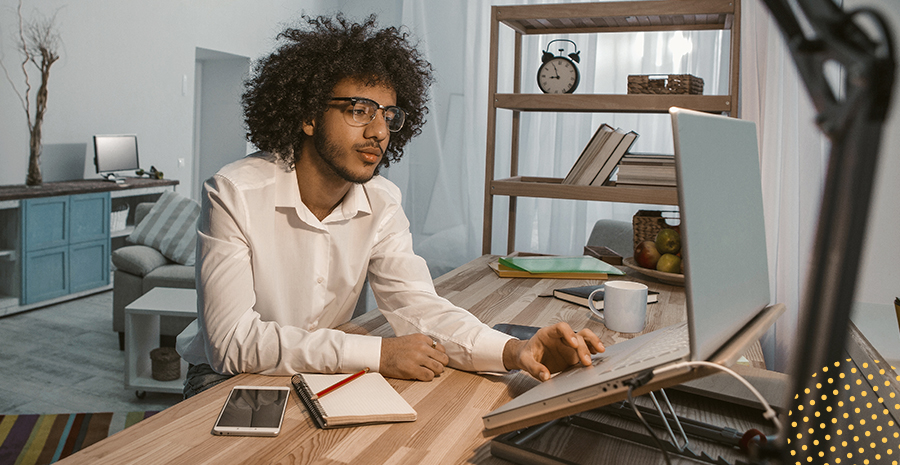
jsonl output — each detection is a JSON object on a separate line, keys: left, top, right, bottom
{"left": 308, "top": 79, "right": 395, "bottom": 184}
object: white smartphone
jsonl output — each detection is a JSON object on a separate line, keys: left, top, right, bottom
{"left": 212, "top": 385, "right": 290, "bottom": 436}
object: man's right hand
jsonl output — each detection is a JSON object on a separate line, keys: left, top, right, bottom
{"left": 379, "top": 334, "right": 449, "bottom": 381}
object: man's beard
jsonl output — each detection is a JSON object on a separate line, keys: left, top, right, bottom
{"left": 312, "top": 128, "right": 381, "bottom": 184}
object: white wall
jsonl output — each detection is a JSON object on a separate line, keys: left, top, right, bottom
{"left": 0, "top": 0, "right": 325, "bottom": 198}
{"left": 849, "top": 0, "right": 900, "bottom": 309}
{"left": 845, "top": 0, "right": 900, "bottom": 361}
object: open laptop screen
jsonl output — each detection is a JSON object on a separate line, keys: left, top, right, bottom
{"left": 671, "top": 107, "right": 771, "bottom": 361}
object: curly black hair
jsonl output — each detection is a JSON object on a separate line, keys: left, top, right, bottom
{"left": 242, "top": 14, "right": 434, "bottom": 170}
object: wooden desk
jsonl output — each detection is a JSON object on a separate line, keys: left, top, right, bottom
{"left": 59, "top": 255, "right": 767, "bottom": 464}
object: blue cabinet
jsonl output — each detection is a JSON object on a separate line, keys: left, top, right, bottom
{"left": 21, "top": 193, "right": 110, "bottom": 304}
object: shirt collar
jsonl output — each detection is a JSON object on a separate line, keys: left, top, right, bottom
{"left": 333, "top": 182, "right": 372, "bottom": 222}
{"left": 275, "top": 165, "right": 372, "bottom": 226}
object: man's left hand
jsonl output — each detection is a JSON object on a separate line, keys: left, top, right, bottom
{"left": 502, "top": 322, "right": 604, "bottom": 381}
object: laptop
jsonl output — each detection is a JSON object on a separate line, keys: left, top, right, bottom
{"left": 482, "top": 107, "right": 785, "bottom": 436}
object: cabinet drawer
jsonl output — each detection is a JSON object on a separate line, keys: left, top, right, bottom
{"left": 70, "top": 193, "right": 110, "bottom": 244}
{"left": 22, "top": 197, "right": 68, "bottom": 252}
{"left": 22, "top": 246, "right": 68, "bottom": 304}
{"left": 70, "top": 239, "right": 110, "bottom": 293}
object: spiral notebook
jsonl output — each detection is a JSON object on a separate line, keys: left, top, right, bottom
{"left": 291, "top": 372, "right": 417, "bottom": 429}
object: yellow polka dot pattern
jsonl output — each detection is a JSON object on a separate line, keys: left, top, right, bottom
{"left": 787, "top": 359, "right": 900, "bottom": 464}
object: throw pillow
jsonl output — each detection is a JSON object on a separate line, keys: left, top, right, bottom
{"left": 128, "top": 191, "right": 200, "bottom": 265}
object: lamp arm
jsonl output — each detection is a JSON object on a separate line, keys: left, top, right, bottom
{"left": 757, "top": 0, "right": 895, "bottom": 462}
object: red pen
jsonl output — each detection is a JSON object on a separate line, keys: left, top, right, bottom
{"left": 312, "top": 368, "right": 369, "bottom": 400}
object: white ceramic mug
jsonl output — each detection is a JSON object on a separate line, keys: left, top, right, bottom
{"left": 588, "top": 281, "right": 648, "bottom": 333}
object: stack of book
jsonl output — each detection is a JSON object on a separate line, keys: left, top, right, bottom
{"left": 489, "top": 255, "right": 625, "bottom": 279}
{"left": 562, "top": 124, "right": 639, "bottom": 186}
{"left": 613, "top": 153, "right": 676, "bottom": 187}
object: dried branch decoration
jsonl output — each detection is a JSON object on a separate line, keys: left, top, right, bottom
{"left": 1, "top": 0, "right": 62, "bottom": 186}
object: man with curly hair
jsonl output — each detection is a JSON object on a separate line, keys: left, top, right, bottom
{"left": 177, "top": 14, "right": 603, "bottom": 398}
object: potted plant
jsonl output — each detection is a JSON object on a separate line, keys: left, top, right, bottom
{"left": 1, "top": 1, "right": 61, "bottom": 186}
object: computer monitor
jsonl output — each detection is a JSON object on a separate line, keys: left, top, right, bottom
{"left": 93, "top": 134, "right": 139, "bottom": 181}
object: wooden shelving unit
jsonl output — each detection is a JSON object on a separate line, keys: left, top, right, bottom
{"left": 483, "top": 0, "right": 741, "bottom": 254}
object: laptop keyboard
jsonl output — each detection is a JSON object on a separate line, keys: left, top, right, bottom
{"left": 597, "top": 323, "right": 689, "bottom": 375}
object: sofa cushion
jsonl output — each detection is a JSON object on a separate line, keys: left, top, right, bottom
{"left": 128, "top": 191, "right": 200, "bottom": 265}
{"left": 144, "top": 265, "right": 197, "bottom": 289}
{"left": 112, "top": 245, "right": 170, "bottom": 277}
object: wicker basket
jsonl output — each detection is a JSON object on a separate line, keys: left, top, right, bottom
{"left": 150, "top": 347, "right": 181, "bottom": 381}
{"left": 110, "top": 204, "right": 130, "bottom": 232}
{"left": 627, "top": 74, "right": 704, "bottom": 95}
{"left": 632, "top": 210, "right": 680, "bottom": 250}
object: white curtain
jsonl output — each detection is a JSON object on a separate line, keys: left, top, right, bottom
{"left": 383, "top": 0, "right": 826, "bottom": 371}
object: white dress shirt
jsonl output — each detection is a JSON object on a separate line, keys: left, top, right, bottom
{"left": 177, "top": 152, "right": 512, "bottom": 376}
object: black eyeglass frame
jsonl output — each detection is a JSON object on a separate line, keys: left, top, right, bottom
{"left": 330, "top": 97, "right": 406, "bottom": 133}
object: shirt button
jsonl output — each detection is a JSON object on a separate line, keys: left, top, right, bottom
{"left": 317, "top": 277, "right": 324, "bottom": 284}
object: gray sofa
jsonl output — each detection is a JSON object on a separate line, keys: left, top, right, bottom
{"left": 587, "top": 218, "right": 633, "bottom": 257}
{"left": 112, "top": 202, "right": 196, "bottom": 350}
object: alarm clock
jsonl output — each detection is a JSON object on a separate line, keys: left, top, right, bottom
{"left": 537, "top": 39, "right": 581, "bottom": 94}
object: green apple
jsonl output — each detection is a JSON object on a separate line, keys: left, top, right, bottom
{"left": 657, "top": 253, "right": 682, "bottom": 273}
{"left": 655, "top": 228, "right": 681, "bottom": 255}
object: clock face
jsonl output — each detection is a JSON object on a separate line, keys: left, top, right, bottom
{"left": 537, "top": 57, "right": 580, "bottom": 94}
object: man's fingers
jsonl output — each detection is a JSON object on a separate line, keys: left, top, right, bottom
{"left": 424, "top": 357, "right": 444, "bottom": 376}
{"left": 542, "top": 322, "right": 579, "bottom": 347}
{"left": 518, "top": 355, "right": 550, "bottom": 381}
{"left": 577, "top": 328, "right": 605, "bottom": 353}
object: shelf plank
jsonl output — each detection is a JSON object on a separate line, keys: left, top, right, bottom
{"left": 490, "top": 177, "right": 678, "bottom": 205}
{"left": 497, "top": 0, "right": 736, "bottom": 34}
{"left": 494, "top": 93, "right": 734, "bottom": 114}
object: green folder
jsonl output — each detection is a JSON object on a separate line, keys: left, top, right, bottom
{"left": 498, "top": 256, "right": 625, "bottom": 275}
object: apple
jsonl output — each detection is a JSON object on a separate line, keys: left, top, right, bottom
{"left": 655, "top": 228, "right": 681, "bottom": 255}
{"left": 634, "top": 241, "right": 661, "bottom": 269}
{"left": 657, "top": 253, "right": 682, "bottom": 273}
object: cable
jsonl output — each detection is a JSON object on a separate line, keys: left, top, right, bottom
{"left": 624, "top": 371, "right": 672, "bottom": 465}
{"left": 654, "top": 361, "right": 784, "bottom": 438}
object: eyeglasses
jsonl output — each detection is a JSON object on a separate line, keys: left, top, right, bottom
{"left": 330, "top": 97, "right": 406, "bottom": 133}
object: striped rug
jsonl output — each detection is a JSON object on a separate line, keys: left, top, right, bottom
{"left": 0, "top": 411, "right": 158, "bottom": 465}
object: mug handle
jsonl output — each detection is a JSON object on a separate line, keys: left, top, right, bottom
{"left": 587, "top": 288, "right": 605, "bottom": 320}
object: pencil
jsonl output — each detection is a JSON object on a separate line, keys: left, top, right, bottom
{"left": 312, "top": 368, "right": 369, "bottom": 400}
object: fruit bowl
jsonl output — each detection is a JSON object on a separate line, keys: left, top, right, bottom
{"left": 623, "top": 257, "right": 685, "bottom": 286}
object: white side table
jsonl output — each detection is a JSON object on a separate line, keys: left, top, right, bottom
{"left": 124, "top": 287, "right": 197, "bottom": 398}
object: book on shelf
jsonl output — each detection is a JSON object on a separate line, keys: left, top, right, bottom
{"left": 615, "top": 169, "right": 677, "bottom": 186}
{"left": 553, "top": 284, "right": 660, "bottom": 309}
{"left": 613, "top": 152, "right": 676, "bottom": 186}
{"left": 590, "top": 130, "right": 639, "bottom": 186}
{"left": 563, "top": 124, "right": 615, "bottom": 185}
{"left": 615, "top": 180, "right": 677, "bottom": 188}
{"left": 620, "top": 152, "right": 675, "bottom": 163}
{"left": 576, "top": 128, "right": 628, "bottom": 186}
{"left": 291, "top": 371, "right": 417, "bottom": 429}
{"left": 615, "top": 179, "right": 677, "bottom": 187}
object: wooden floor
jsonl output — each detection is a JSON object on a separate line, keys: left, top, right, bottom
{"left": 0, "top": 291, "right": 183, "bottom": 414}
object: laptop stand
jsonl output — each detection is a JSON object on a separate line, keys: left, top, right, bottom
{"left": 490, "top": 388, "right": 762, "bottom": 465}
